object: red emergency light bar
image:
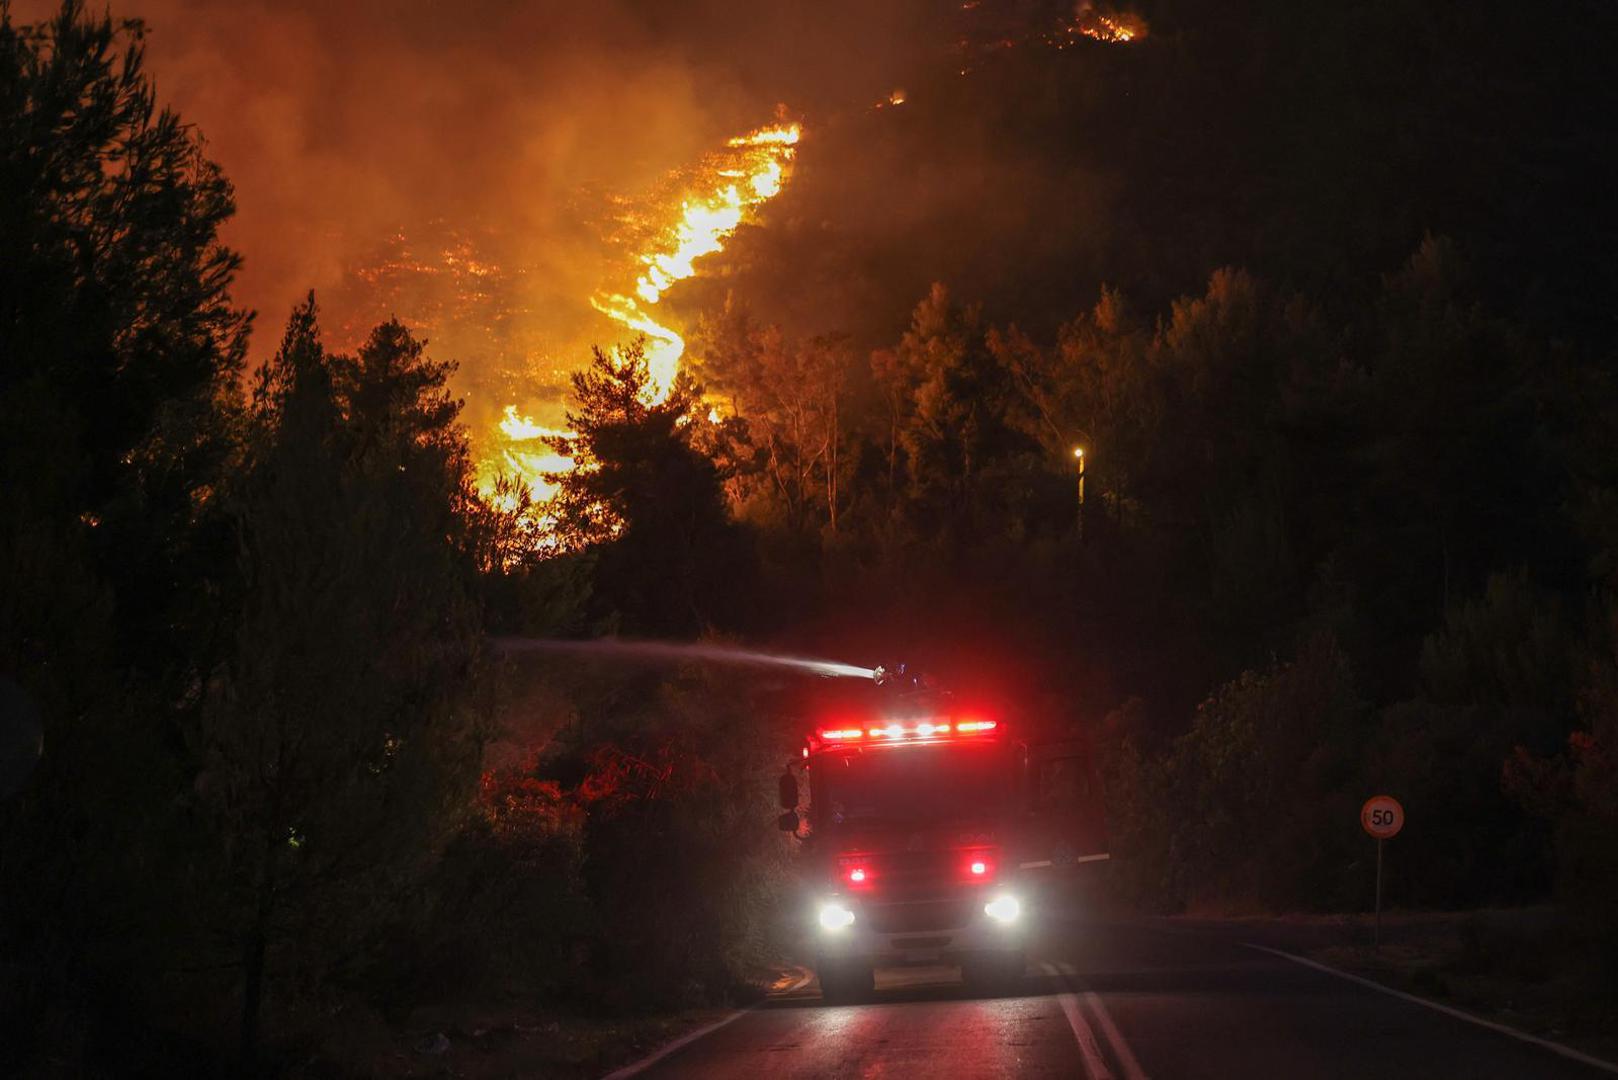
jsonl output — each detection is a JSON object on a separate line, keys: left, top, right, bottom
{"left": 810, "top": 718, "right": 998, "bottom": 749}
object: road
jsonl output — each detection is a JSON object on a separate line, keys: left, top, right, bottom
{"left": 618, "top": 915, "right": 1616, "bottom": 1079}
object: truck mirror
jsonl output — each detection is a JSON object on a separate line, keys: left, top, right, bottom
{"left": 776, "top": 810, "right": 800, "bottom": 833}
{"left": 778, "top": 770, "right": 799, "bottom": 810}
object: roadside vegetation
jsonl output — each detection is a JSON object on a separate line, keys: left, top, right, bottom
{"left": 3, "top": 1, "right": 1617, "bottom": 1075}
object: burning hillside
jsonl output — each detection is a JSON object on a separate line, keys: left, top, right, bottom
{"left": 587, "top": 122, "right": 802, "bottom": 403}
{"left": 485, "top": 119, "right": 802, "bottom": 504}
{"left": 1065, "top": 2, "right": 1147, "bottom": 43}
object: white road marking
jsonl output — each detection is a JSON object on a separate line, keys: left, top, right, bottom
{"left": 1244, "top": 943, "right": 1618, "bottom": 1076}
{"left": 1055, "top": 961, "right": 1149, "bottom": 1080}
{"left": 1043, "top": 961, "right": 1114, "bottom": 1079}
{"left": 601, "top": 1008, "right": 754, "bottom": 1080}
{"left": 601, "top": 969, "right": 814, "bottom": 1079}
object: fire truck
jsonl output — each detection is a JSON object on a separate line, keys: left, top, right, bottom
{"left": 775, "top": 673, "right": 1108, "bottom": 1003}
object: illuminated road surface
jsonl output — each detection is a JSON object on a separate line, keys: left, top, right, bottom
{"left": 620, "top": 916, "right": 1616, "bottom": 1079}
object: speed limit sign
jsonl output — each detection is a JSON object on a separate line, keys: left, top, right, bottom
{"left": 1361, "top": 795, "right": 1404, "bottom": 840}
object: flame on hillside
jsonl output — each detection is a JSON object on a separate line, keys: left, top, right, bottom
{"left": 589, "top": 122, "right": 800, "bottom": 401}
{"left": 491, "top": 405, "right": 574, "bottom": 498}
{"left": 1066, "top": 2, "right": 1147, "bottom": 43}
{"left": 485, "top": 120, "right": 802, "bottom": 507}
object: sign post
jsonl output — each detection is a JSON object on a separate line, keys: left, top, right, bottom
{"left": 1360, "top": 795, "right": 1405, "bottom": 946}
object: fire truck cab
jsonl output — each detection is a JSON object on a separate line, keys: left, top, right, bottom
{"left": 777, "top": 687, "right": 1106, "bottom": 1004}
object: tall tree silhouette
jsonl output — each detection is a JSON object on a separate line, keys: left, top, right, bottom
{"left": 546, "top": 340, "right": 750, "bottom": 635}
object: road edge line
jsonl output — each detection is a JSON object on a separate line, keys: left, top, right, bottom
{"left": 1055, "top": 961, "right": 1149, "bottom": 1080}
{"left": 1043, "top": 961, "right": 1115, "bottom": 1080}
{"left": 601, "top": 968, "right": 811, "bottom": 1080}
{"left": 1243, "top": 943, "right": 1618, "bottom": 1076}
{"left": 1054, "top": 965, "right": 1158, "bottom": 1080}
{"left": 600, "top": 1007, "right": 754, "bottom": 1080}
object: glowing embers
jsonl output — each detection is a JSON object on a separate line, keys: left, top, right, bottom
{"left": 1064, "top": 3, "right": 1148, "bottom": 43}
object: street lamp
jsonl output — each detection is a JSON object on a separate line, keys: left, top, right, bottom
{"left": 1073, "top": 446, "right": 1086, "bottom": 541}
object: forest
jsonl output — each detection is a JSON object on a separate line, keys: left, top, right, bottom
{"left": 3, "top": 0, "right": 1616, "bottom": 1074}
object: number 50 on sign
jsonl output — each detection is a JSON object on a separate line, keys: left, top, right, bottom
{"left": 1361, "top": 795, "right": 1404, "bottom": 840}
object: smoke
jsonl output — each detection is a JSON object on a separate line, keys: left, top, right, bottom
{"left": 21, "top": 8, "right": 937, "bottom": 313}
{"left": 10, "top": 0, "right": 1140, "bottom": 434}
{"left": 117, "top": 0, "right": 753, "bottom": 429}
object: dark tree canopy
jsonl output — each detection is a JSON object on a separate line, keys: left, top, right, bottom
{"left": 544, "top": 339, "right": 752, "bottom": 636}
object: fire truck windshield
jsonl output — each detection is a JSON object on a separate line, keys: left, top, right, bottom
{"left": 818, "top": 744, "right": 1008, "bottom": 827}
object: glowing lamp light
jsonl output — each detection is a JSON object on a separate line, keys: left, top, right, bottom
{"left": 956, "top": 720, "right": 998, "bottom": 733}
{"left": 818, "top": 901, "right": 856, "bottom": 931}
{"left": 984, "top": 895, "right": 1022, "bottom": 924}
{"left": 885, "top": 723, "right": 904, "bottom": 738}
{"left": 849, "top": 868, "right": 867, "bottom": 883}
{"left": 970, "top": 860, "right": 988, "bottom": 876}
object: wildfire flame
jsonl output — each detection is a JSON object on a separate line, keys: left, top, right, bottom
{"left": 1066, "top": 3, "right": 1147, "bottom": 43}
{"left": 1077, "top": 15, "right": 1136, "bottom": 42}
{"left": 589, "top": 121, "right": 800, "bottom": 402}
{"left": 484, "top": 120, "right": 802, "bottom": 507}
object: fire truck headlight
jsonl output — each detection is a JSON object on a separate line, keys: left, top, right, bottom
{"left": 818, "top": 900, "right": 857, "bottom": 931}
{"left": 983, "top": 894, "right": 1022, "bottom": 924}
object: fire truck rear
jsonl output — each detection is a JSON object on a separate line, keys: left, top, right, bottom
{"left": 776, "top": 684, "right": 1107, "bottom": 1003}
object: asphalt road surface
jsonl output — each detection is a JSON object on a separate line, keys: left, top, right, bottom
{"left": 620, "top": 915, "right": 1616, "bottom": 1079}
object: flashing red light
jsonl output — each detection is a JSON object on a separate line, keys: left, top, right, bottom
{"left": 839, "top": 855, "right": 874, "bottom": 889}
{"left": 812, "top": 718, "right": 997, "bottom": 750}
{"left": 960, "top": 849, "right": 998, "bottom": 883}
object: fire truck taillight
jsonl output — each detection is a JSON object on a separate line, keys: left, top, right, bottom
{"left": 955, "top": 720, "right": 997, "bottom": 733}
{"left": 839, "top": 856, "right": 874, "bottom": 888}
{"left": 959, "top": 849, "right": 997, "bottom": 883}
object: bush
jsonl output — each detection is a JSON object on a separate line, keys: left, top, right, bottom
{"left": 1105, "top": 637, "right": 1366, "bottom": 912}
{"left": 571, "top": 670, "right": 797, "bottom": 1008}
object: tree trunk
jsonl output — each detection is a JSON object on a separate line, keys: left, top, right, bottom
{"left": 827, "top": 393, "right": 840, "bottom": 533}
{"left": 241, "top": 795, "right": 280, "bottom": 1069}
{"left": 240, "top": 913, "right": 267, "bottom": 1068}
